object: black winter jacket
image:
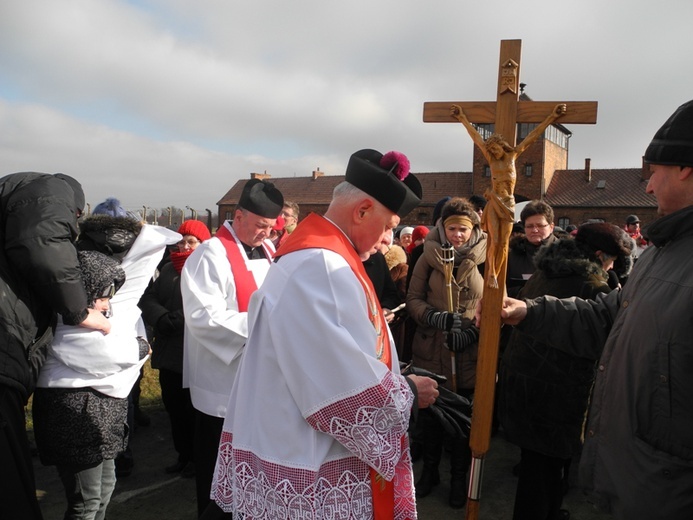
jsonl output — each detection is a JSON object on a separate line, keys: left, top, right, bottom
{"left": 506, "top": 233, "right": 559, "bottom": 296}
{"left": 138, "top": 261, "right": 185, "bottom": 372}
{"left": 498, "top": 238, "right": 611, "bottom": 459}
{"left": 0, "top": 172, "right": 89, "bottom": 400}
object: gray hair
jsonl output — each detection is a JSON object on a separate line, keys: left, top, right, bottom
{"left": 331, "top": 181, "right": 369, "bottom": 206}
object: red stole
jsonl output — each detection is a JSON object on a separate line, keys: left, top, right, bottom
{"left": 276, "top": 213, "right": 395, "bottom": 519}
{"left": 216, "top": 224, "right": 273, "bottom": 312}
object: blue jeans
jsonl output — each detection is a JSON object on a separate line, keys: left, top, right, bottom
{"left": 57, "top": 459, "right": 116, "bottom": 520}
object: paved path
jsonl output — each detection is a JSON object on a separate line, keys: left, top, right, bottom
{"left": 33, "top": 407, "right": 613, "bottom": 519}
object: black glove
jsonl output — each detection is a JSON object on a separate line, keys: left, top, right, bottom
{"left": 425, "top": 310, "right": 461, "bottom": 331}
{"left": 445, "top": 325, "right": 480, "bottom": 352}
{"left": 157, "top": 310, "right": 185, "bottom": 336}
{"left": 401, "top": 361, "right": 473, "bottom": 440}
{"left": 426, "top": 387, "right": 473, "bottom": 440}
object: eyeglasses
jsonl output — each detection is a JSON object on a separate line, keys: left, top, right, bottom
{"left": 280, "top": 211, "right": 295, "bottom": 219}
{"left": 178, "top": 238, "right": 201, "bottom": 247}
{"left": 99, "top": 283, "right": 116, "bottom": 299}
{"left": 524, "top": 223, "right": 550, "bottom": 230}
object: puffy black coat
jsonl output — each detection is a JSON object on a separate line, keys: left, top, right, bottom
{"left": 498, "top": 238, "right": 611, "bottom": 458}
{"left": 0, "top": 172, "right": 89, "bottom": 401}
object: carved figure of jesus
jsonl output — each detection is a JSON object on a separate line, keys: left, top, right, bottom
{"left": 450, "top": 103, "right": 567, "bottom": 288}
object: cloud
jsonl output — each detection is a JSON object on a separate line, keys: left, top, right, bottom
{"left": 1, "top": 0, "right": 692, "bottom": 214}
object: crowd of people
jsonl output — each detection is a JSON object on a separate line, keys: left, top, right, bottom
{"left": 1, "top": 99, "right": 692, "bottom": 520}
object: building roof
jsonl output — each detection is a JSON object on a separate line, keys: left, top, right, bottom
{"left": 545, "top": 168, "right": 657, "bottom": 209}
{"left": 217, "top": 171, "right": 474, "bottom": 207}
{"left": 218, "top": 167, "right": 656, "bottom": 213}
{"left": 218, "top": 175, "right": 342, "bottom": 206}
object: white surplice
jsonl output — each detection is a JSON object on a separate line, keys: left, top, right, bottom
{"left": 181, "top": 221, "right": 275, "bottom": 417}
{"left": 211, "top": 244, "right": 416, "bottom": 519}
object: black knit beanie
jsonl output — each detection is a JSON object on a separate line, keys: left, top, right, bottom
{"left": 644, "top": 100, "right": 693, "bottom": 167}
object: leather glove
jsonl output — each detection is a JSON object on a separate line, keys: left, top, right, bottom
{"left": 157, "top": 310, "right": 185, "bottom": 336}
{"left": 445, "top": 325, "right": 480, "bottom": 352}
{"left": 427, "top": 387, "right": 473, "bottom": 439}
{"left": 425, "top": 310, "right": 462, "bottom": 331}
{"left": 401, "top": 362, "right": 473, "bottom": 440}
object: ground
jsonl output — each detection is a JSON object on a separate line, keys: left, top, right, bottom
{"left": 33, "top": 405, "right": 613, "bottom": 519}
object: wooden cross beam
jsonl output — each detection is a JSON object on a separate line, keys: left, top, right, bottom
{"left": 422, "top": 39, "right": 598, "bottom": 520}
{"left": 423, "top": 39, "right": 598, "bottom": 144}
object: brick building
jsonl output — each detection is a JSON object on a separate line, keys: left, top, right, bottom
{"left": 217, "top": 94, "right": 658, "bottom": 230}
{"left": 217, "top": 169, "right": 475, "bottom": 229}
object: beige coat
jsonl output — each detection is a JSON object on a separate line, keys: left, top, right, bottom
{"left": 406, "top": 225, "right": 486, "bottom": 391}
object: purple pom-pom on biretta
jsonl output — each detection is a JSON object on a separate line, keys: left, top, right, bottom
{"left": 380, "top": 151, "right": 410, "bottom": 181}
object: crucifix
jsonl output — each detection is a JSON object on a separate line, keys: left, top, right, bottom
{"left": 423, "top": 39, "right": 598, "bottom": 519}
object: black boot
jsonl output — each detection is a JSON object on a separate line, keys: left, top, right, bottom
{"left": 416, "top": 467, "right": 441, "bottom": 498}
{"left": 449, "top": 477, "right": 467, "bottom": 509}
{"left": 449, "top": 440, "right": 470, "bottom": 509}
{"left": 415, "top": 441, "right": 442, "bottom": 498}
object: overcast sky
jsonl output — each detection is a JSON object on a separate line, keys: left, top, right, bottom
{"left": 1, "top": 0, "right": 691, "bottom": 216}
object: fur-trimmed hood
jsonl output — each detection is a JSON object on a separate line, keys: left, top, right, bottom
{"left": 77, "top": 214, "right": 143, "bottom": 260}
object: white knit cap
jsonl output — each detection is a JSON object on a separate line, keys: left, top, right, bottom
{"left": 399, "top": 226, "right": 414, "bottom": 237}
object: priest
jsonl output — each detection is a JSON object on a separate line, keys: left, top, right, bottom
{"left": 208, "top": 148, "right": 436, "bottom": 520}
{"left": 181, "top": 178, "right": 283, "bottom": 516}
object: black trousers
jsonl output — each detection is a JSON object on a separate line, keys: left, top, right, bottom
{"left": 159, "top": 369, "right": 195, "bottom": 464}
{"left": 0, "top": 385, "right": 44, "bottom": 520}
{"left": 513, "top": 447, "right": 567, "bottom": 520}
{"left": 194, "top": 410, "right": 224, "bottom": 518}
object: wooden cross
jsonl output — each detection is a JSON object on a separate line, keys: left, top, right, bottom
{"left": 422, "top": 39, "right": 598, "bottom": 520}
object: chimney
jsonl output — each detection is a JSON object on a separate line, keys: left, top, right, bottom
{"left": 250, "top": 170, "right": 271, "bottom": 181}
{"left": 585, "top": 158, "right": 592, "bottom": 182}
{"left": 641, "top": 156, "right": 651, "bottom": 181}
{"left": 312, "top": 167, "right": 324, "bottom": 181}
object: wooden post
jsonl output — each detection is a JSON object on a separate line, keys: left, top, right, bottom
{"left": 423, "top": 39, "right": 598, "bottom": 519}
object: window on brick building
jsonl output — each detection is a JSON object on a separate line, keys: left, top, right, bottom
{"left": 484, "top": 165, "right": 491, "bottom": 177}
{"left": 545, "top": 125, "right": 570, "bottom": 149}
{"left": 524, "top": 164, "right": 533, "bottom": 177}
{"left": 518, "top": 123, "right": 536, "bottom": 141}
{"left": 558, "top": 217, "right": 570, "bottom": 229}
{"left": 475, "top": 123, "right": 494, "bottom": 141}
